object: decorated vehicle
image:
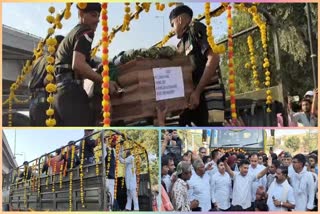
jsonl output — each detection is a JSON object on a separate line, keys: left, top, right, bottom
{"left": 7, "top": 130, "right": 154, "bottom": 211}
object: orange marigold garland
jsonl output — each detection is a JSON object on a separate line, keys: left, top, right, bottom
{"left": 227, "top": 5, "right": 237, "bottom": 122}
{"left": 101, "top": 3, "right": 111, "bottom": 127}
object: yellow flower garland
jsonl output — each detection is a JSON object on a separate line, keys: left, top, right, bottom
{"left": 69, "top": 145, "right": 75, "bottom": 211}
{"left": 237, "top": 4, "right": 272, "bottom": 112}
{"left": 204, "top": 3, "right": 226, "bottom": 54}
{"left": 247, "top": 35, "right": 260, "bottom": 90}
{"left": 52, "top": 161, "right": 56, "bottom": 192}
{"left": 80, "top": 140, "right": 85, "bottom": 208}
{"left": 59, "top": 164, "right": 63, "bottom": 189}
{"left": 121, "top": 3, "right": 131, "bottom": 32}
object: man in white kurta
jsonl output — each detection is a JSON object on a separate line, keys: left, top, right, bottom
{"left": 119, "top": 146, "right": 139, "bottom": 211}
{"left": 249, "top": 154, "right": 267, "bottom": 202}
{"left": 267, "top": 166, "right": 295, "bottom": 211}
{"left": 187, "top": 159, "right": 211, "bottom": 211}
{"left": 291, "top": 154, "right": 315, "bottom": 211}
{"left": 210, "top": 160, "right": 232, "bottom": 211}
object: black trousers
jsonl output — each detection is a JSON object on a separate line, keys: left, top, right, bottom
{"left": 54, "top": 83, "right": 93, "bottom": 126}
{"left": 179, "top": 93, "right": 209, "bottom": 126}
{"left": 29, "top": 95, "right": 49, "bottom": 126}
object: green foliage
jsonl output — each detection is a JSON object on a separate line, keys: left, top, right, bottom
{"left": 284, "top": 136, "right": 300, "bottom": 152}
{"left": 121, "top": 129, "right": 159, "bottom": 186}
{"left": 220, "top": 3, "right": 318, "bottom": 97}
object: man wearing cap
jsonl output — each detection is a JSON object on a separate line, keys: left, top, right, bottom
{"left": 169, "top": 5, "right": 224, "bottom": 126}
{"left": 171, "top": 161, "right": 198, "bottom": 211}
{"left": 18, "top": 161, "right": 33, "bottom": 181}
{"left": 28, "top": 35, "right": 64, "bottom": 126}
{"left": 54, "top": 3, "right": 118, "bottom": 126}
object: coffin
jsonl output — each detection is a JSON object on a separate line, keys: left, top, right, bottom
{"left": 110, "top": 56, "right": 195, "bottom": 123}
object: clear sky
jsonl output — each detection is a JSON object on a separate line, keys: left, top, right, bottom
{"left": 2, "top": 2, "right": 228, "bottom": 58}
{"left": 3, "top": 129, "right": 85, "bottom": 166}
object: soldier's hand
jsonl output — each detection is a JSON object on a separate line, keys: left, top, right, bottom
{"left": 109, "top": 81, "right": 120, "bottom": 95}
{"left": 188, "top": 90, "right": 200, "bottom": 110}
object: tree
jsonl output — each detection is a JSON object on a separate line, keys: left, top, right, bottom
{"left": 220, "top": 3, "right": 318, "bottom": 97}
{"left": 284, "top": 136, "right": 300, "bottom": 152}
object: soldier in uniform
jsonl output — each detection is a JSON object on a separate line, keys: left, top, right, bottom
{"left": 28, "top": 35, "right": 64, "bottom": 126}
{"left": 169, "top": 5, "right": 225, "bottom": 126}
{"left": 54, "top": 3, "right": 118, "bottom": 126}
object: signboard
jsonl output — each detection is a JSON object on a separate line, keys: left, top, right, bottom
{"left": 153, "top": 66, "right": 185, "bottom": 101}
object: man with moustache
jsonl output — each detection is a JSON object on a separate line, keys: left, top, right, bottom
{"left": 266, "top": 166, "right": 295, "bottom": 211}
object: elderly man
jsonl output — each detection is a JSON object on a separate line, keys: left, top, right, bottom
{"left": 266, "top": 166, "right": 295, "bottom": 211}
{"left": 224, "top": 157, "right": 271, "bottom": 211}
{"left": 171, "top": 161, "right": 197, "bottom": 211}
{"left": 188, "top": 159, "right": 211, "bottom": 211}
{"left": 291, "top": 154, "right": 315, "bottom": 211}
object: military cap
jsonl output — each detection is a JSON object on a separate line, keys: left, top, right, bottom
{"left": 169, "top": 5, "right": 193, "bottom": 21}
{"left": 77, "top": 3, "right": 101, "bottom": 14}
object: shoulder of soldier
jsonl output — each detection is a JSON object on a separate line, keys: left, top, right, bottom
{"left": 76, "top": 24, "right": 95, "bottom": 39}
{"left": 189, "top": 21, "right": 206, "bottom": 33}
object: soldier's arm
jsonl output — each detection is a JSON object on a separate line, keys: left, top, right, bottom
{"left": 195, "top": 49, "right": 220, "bottom": 94}
{"left": 72, "top": 31, "right": 102, "bottom": 84}
{"left": 193, "top": 22, "right": 220, "bottom": 95}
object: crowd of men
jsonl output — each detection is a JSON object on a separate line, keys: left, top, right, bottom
{"left": 161, "top": 144, "right": 318, "bottom": 212}
{"left": 15, "top": 130, "right": 140, "bottom": 211}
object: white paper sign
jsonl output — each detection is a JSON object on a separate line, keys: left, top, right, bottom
{"left": 153, "top": 66, "right": 185, "bottom": 101}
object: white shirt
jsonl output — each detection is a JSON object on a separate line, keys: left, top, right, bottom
{"left": 292, "top": 112, "right": 317, "bottom": 127}
{"left": 210, "top": 171, "right": 232, "bottom": 210}
{"left": 188, "top": 172, "right": 211, "bottom": 211}
{"left": 162, "top": 174, "right": 172, "bottom": 193}
{"left": 205, "top": 160, "right": 218, "bottom": 176}
{"left": 267, "top": 179, "right": 295, "bottom": 211}
{"left": 291, "top": 168, "right": 315, "bottom": 211}
{"left": 119, "top": 154, "right": 137, "bottom": 190}
{"left": 231, "top": 172, "right": 257, "bottom": 209}
{"left": 249, "top": 164, "right": 267, "bottom": 201}
{"left": 288, "top": 164, "right": 295, "bottom": 179}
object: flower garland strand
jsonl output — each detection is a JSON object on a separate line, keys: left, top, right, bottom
{"left": 80, "top": 140, "right": 85, "bottom": 207}
{"left": 247, "top": 35, "right": 260, "bottom": 90}
{"left": 45, "top": 6, "right": 58, "bottom": 127}
{"left": 101, "top": 3, "right": 111, "bottom": 127}
{"left": 226, "top": 5, "right": 237, "bottom": 122}
{"left": 247, "top": 5, "right": 272, "bottom": 112}
{"left": 205, "top": 3, "right": 226, "bottom": 54}
{"left": 52, "top": 160, "right": 57, "bottom": 192}
{"left": 69, "top": 145, "right": 75, "bottom": 211}
{"left": 114, "top": 143, "right": 120, "bottom": 199}
{"left": 59, "top": 163, "right": 63, "bottom": 189}
{"left": 155, "top": 3, "right": 165, "bottom": 11}
{"left": 121, "top": 3, "right": 131, "bottom": 32}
